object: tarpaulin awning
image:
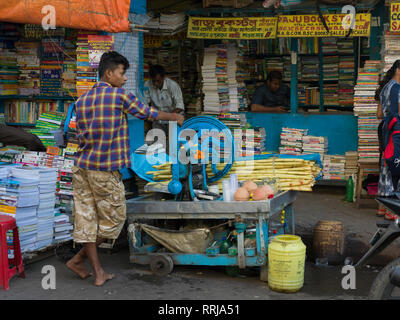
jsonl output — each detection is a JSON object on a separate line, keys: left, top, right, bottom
{"left": 0, "top": 0, "right": 131, "bottom": 32}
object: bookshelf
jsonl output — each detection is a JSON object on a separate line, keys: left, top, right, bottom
{"left": 242, "top": 37, "right": 362, "bottom": 112}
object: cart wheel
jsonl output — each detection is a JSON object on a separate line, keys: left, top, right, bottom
{"left": 150, "top": 254, "right": 174, "bottom": 276}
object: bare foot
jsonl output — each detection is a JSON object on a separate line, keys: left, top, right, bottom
{"left": 94, "top": 270, "right": 115, "bottom": 286}
{"left": 66, "top": 259, "right": 92, "bottom": 279}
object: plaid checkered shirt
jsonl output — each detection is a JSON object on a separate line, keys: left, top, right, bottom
{"left": 75, "top": 81, "right": 158, "bottom": 171}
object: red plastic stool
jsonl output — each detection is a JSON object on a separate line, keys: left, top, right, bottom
{"left": 0, "top": 215, "right": 25, "bottom": 290}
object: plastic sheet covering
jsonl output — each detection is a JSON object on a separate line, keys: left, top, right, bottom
{"left": 0, "top": 0, "right": 131, "bottom": 33}
{"left": 140, "top": 224, "right": 213, "bottom": 254}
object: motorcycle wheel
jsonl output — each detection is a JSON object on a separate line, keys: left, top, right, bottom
{"left": 369, "top": 257, "right": 400, "bottom": 300}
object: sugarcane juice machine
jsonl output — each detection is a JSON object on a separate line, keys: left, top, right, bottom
{"left": 126, "top": 115, "right": 298, "bottom": 279}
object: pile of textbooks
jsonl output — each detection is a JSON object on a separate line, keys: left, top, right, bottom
{"left": 323, "top": 155, "right": 346, "bottom": 180}
{"left": 29, "top": 112, "right": 64, "bottom": 147}
{"left": 234, "top": 127, "right": 266, "bottom": 157}
{"left": 302, "top": 136, "right": 328, "bottom": 161}
{"left": 279, "top": 127, "right": 308, "bottom": 156}
{"left": 345, "top": 151, "right": 359, "bottom": 177}
{"left": 201, "top": 46, "right": 219, "bottom": 113}
{"left": 76, "top": 31, "right": 98, "bottom": 97}
{"left": 353, "top": 60, "right": 381, "bottom": 163}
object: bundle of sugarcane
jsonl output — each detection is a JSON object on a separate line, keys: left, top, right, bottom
{"left": 206, "top": 158, "right": 321, "bottom": 192}
{"left": 145, "top": 158, "right": 321, "bottom": 192}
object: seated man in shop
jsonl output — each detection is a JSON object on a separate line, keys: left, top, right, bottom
{"left": 0, "top": 124, "right": 46, "bottom": 151}
{"left": 144, "top": 64, "right": 185, "bottom": 134}
{"left": 250, "top": 71, "right": 290, "bottom": 113}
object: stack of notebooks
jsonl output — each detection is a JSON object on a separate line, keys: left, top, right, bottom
{"left": 3, "top": 166, "right": 40, "bottom": 253}
{"left": 15, "top": 41, "right": 40, "bottom": 95}
{"left": 299, "top": 56, "right": 319, "bottom": 82}
{"left": 323, "top": 155, "right": 346, "bottom": 180}
{"left": 323, "top": 55, "right": 339, "bottom": 81}
{"left": 353, "top": 60, "right": 381, "bottom": 163}
{"left": 345, "top": 151, "right": 358, "bottom": 177}
{"left": 302, "top": 136, "right": 328, "bottom": 162}
{"left": 339, "top": 56, "right": 355, "bottom": 107}
{"left": 279, "top": 127, "right": 308, "bottom": 155}
{"left": 56, "top": 143, "right": 77, "bottom": 215}
{"left": 14, "top": 151, "right": 64, "bottom": 169}
{"left": 76, "top": 31, "right": 98, "bottom": 97}
{"left": 40, "top": 37, "right": 63, "bottom": 96}
{"left": 53, "top": 213, "right": 73, "bottom": 242}
{"left": 202, "top": 46, "right": 219, "bottom": 113}
{"left": 37, "top": 167, "right": 57, "bottom": 249}
{"left": 29, "top": 112, "right": 64, "bottom": 147}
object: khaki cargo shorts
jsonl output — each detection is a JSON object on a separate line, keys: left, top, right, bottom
{"left": 72, "top": 166, "right": 126, "bottom": 243}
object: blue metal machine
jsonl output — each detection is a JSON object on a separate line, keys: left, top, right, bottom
{"left": 125, "top": 115, "right": 298, "bottom": 280}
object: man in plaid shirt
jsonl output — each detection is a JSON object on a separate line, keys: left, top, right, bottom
{"left": 66, "top": 51, "right": 183, "bottom": 286}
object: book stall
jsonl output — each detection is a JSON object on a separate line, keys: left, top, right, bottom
{"left": 0, "top": 0, "right": 142, "bottom": 261}
{"left": 139, "top": 0, "right": 387, "bottom": 192}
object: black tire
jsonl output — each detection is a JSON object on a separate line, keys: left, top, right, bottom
{"left": 369, "top": 257, "right": 400, "bottom": 300}
{"left": 150, "top": 254, "right": 174, "bottom": 276}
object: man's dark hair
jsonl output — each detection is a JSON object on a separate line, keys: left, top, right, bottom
{"left": 98, "top": 51, "right": 129, "bottom": 78}
{"left": 267, "top": 71, "right": 283, "bottom": 82}
{"left": 149, "top": 64, "right": 165, "bottom": 78}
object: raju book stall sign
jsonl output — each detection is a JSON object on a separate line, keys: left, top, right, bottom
{"left": 187, "top": 17, "right": 277, "bottom": 39}
{"left": 391, "top": 3, "right": 400, "bottom": 31}
{"left": 277, "top": 13, "right": 371, "bottom": 37}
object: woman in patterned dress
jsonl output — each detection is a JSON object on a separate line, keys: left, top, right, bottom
{"left": 376, "top": 60, "right": 400, "bottom": 220}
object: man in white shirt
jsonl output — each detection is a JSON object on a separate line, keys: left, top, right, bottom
{"left": 144, "top": 65, "right": 185, "bottom": 133}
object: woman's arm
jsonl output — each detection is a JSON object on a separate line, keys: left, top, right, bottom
{"left": 377, "top": 103, "right": 383, "bottom": 119}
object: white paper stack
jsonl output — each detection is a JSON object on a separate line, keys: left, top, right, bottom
{"left": 53, "top": 214, "right": 73, "bottom": 242}
{"left": 227, "top": 44, "right": 239, "bottom": 112}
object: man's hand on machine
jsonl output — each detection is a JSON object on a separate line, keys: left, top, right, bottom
{"left": 156, "top": 110, "right": 184, "bottom": 126}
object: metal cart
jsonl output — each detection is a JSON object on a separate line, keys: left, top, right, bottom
{"left": 126, "top": 190, "right": 298, "bottom": 281}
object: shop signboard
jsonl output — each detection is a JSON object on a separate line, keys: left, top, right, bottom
{"left": 187, "top": 17, "right": 278, "bottom": 39}
{"left": 277, "top": 13, "right": 371, "bottom": 37}
{"left": 391, "top": 2, "right": 400, "bottom": 32}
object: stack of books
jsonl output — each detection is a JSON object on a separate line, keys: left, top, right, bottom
{"left": 339, "top": 56, "right": 355, "bottom": 107}
{"left": 202, "top": 46, "right": 219, "bottom": 114}
{"left": 321, "top": 38, "right": 338, "bottom": 54}
{"left": 0, "top": 23, "right": 19, "bottom": 95}
{"left": 345, "top": 151, "right": 359, "bottom": 177}
{"left": 298, "top": 84, "right": 319, "bottom": 106}
{"left": 227, "top": 44, "right": 239, "bottom": 113}
{"left": 353, "top": 60, "right": 381, "bottom": 163}
{"left": 6, "top": 166, "right": 41, "bottom": 252}
{"left": 40, "top": 37, "right": 63, "bottom": 96}
{"left": 323, "top": 83, "right": 339, "bottom": 106}
{"left": 234, "top": 127, "right": 266, "bottom": 157}
{"left": 15, "top": 41, "right": 40, "bottom": 95}
{"left": 279, "top": 127, "right": 308, "bottom": 155}
{"left": 216, "top": 46, "right": 229, "bottom": 113}
{"left": 382, "top": 29, "right": 400, "bottom": 73}
{"left": 30, "top": 112, "right": 64, "bottom": 147}
{"left": 299, "top": 56, "right": 319, "bottom": 82}
{"left": 337, "top": 38, "right": 354, "bottom": 55}
{"left": 323, "top": 55, "right": 339, "bottom": 81}
{"left": 302, "top": 136, "right": 328, "bottom": 161}
{"left": 53, "top": 214, "right": 73, "bottom": 243}
{"left": 62, "top": 30, "right": 77, "bottom": 97}
{"left": 323, "top": 155, "right": 346, "bottom": 180}
{"left": 76, "top": 31, "right": 98, "bottom": 97}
